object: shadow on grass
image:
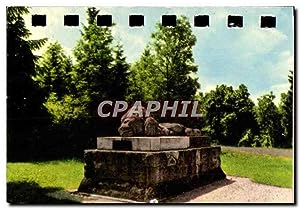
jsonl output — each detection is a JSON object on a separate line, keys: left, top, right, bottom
{"left": 7, "top": 181, "right": 82, "bottom": 204}
{"left": 7, "top": 157, "right": 84, "bottom": 163}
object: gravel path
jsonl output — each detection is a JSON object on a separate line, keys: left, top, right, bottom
{"left": 168, "top": 176, "right": 294, "bottom": 203}
{"left": 72, "top": 176, "right": 294, "bottom": 203}
{"left": 221, "top": 146, "right": 293, "bottom": 158}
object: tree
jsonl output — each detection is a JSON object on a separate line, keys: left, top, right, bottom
{"left": 7, "top": 7, "right": 49, "bottom": 161}
{"left": 127, "top": 16, "right": 200, "bottom": 101}
{"left": 110, "top": 44, "right": 130, "bottom": 100}
{"left": 32, "top": 42, "right": 89, "bottom": 124}
{"left": 7, "top": 7, "right": 47, "bottom": 118}
{"left": 203, "top": 84, "right": 257, "bottom": 146}
{"left": 279, "top": 71, "right": 293, "bottom": 147}
{"left": 127, "top": 47, "right": 157, "bottom": 101}
{"left": 73, "top": 7, "right": 129, "bottom": 115}
{"left": 255, "top": 92, "right": 284, "bottom": 147}
{"left": 33, "top": 42, "right": 73, "bottom": 98}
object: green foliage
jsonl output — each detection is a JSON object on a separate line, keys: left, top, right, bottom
{"left": 251, "top": 135, "right": 262, "bottom": 147}
{"left": 33, "top": 42, "right": 73, "bottom": 97}
{"left": 203, "top": 84, "right": 257, "bottom": 145}
{"left": 238, "top": 129, "right": 254, "bottom": 147}
{"left": 255, "top": 92, "right": 284, "bottom": 147}
{"left": 110, "top": 44, "right": 130, "bottom": 99}
{"left": 279, "top": 71, "right": 293, "bottom": 147}
{"left": 44, "top": 93, "right": 90, "bottom": 124}
{"left": 73, "top": 7, "right": 129, "bottom": 107}
{"left": 33, "top": 42, "right": 90, "bottom": 124}
{"left": 127, "top": 16, "right": 200, "bottom": 101}
{"left": 127, "top": 47, "right": 157, "bottom": 101}
{"left": 7, "top": 6, "right": 47, "bottom": 118}
{"left": 221, "top": 149, "right": 293, "bottom": 188}
{"left": 34, "top": 7, "right": 130, "bottom": 124}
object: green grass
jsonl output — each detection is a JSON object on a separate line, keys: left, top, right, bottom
{"left": 221, "top": 150, "right": 293, "bottom": 188}
{"left": 7, "top": 159, "right": 83, "bottom": 190}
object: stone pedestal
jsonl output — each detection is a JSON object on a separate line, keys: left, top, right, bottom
{"left": 78, "top": 136, "right": 225, "bottom": 202}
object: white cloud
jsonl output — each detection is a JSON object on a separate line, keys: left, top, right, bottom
{"left": 200, "top": 83, "right": 216, "bottom": 93}
{"left": 250, "top": 50, "right": 293, "bottom": 105}
{"left": 235, "top": 26, "right": 287, "bottom": 56}
{"left": 263, "top": 50, "right": 293, "bottom": 83}
{"left": 251, "top": 82, "right": 289, "bottom": 105}
{"left": 276, "top": 50, "right": 294, "bottom": 78}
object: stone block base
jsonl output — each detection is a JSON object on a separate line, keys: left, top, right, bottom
{"left": 78, "top": 147, "right": 226, "bottom": 202}
{"left": 97, "top": 136, "right": 210, "bottom": 151}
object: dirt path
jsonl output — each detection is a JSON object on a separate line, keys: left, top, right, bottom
{"left": 221, "top": 146, "right": 293, "bottom": 158}
{"left": 168, "top": 176, "right": 294, "bottom": 203}
{"left": 71, "top": 176, "right": 294, "bottom": 203}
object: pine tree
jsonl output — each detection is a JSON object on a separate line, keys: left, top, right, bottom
{"left": 110, "top": 44, "right": 130, "bottom": 100}
{"left": 33, "top": 42, "right": 72, "bottom": 98}
{"left": 7, "top": 7, "right": 47, "bottom": 118}
{"left": 73, "top": 7, "right": 129, "bottom": 115}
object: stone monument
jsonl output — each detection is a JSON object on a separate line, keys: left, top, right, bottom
{"left": 78, "top": 106, "right": 226, "bottom": 202}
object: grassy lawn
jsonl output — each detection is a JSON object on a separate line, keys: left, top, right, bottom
{"left": 6, "top": 149, "right": 293, "bottom": 203}
{"left": 221, "top": 150, "right": 293, "bottom": 188}
{"left": 7, "top": 159, "right": 83, "bottom": 189}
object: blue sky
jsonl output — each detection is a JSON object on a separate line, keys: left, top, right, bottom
{"left": 24, "top": 6, "right": 294, "bottom": 104}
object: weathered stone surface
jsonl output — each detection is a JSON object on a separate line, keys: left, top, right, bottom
{"left": 185, "top": 128, "right": 202, "bottom": 136}
{"left": 118, "top": 106, "right": 147, "bottom": 137}
{"left": 96, "top": 137, "right": 112, "bottom": 150}
{"left": 159, "top": 123, "right": 185, "bottom": 135}
{"left": 118, "top": 116, "right": 144, "bottom": 137}
{"left": 189, "top": 136, "right": 210, "bottom": 148}
{"left": 160, "top": 137, "right": 189, "bottom": 150}
{"left": 97, "top": 136, "right": 210, "bottom": 151}
{"left": 144, "top": 117, "right": 160, "bottom": 136}
{"left": 97, "top": 136, "right": 191, "bottom": 151}
{"left": 78, "top": 147, "right": 226, "bottom": 201}
{"left": 150, "top": 137, "right": 161, "bottom": 150}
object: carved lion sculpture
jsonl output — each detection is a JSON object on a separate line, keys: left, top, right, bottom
{"left": 118, "top": 106, "right": 201, "bottom": 137}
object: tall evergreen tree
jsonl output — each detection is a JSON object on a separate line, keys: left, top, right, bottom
{"left": 7, "top": 7, "right": 48, "bottom": 161}
{"left": 7, "top": 7, "right": 47, "bottom": 118}
{"left": 127, "top": 16, "right": 200, "bottom": 101}
{"left": 110, "top": 44, "right": 130, "bottom": 100}
{"left": 33, "top": 42, "right": 73, "bottom": 98}
{"left": 73, "top": 7, "right": 129, "bottom": 115}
